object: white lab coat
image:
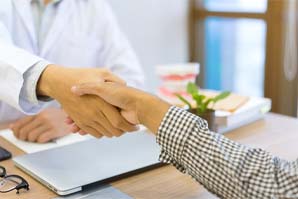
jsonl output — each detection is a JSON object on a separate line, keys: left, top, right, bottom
{"left": 0, "top": 0, "right": 144, "bottom": 123}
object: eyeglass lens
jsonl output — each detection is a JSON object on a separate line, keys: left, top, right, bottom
{"left": 0, "top": 176, "right": 23, "bottom": 193}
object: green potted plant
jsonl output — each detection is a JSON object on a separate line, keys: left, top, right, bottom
{"left": 175, "top": 82, "right": 230, "bottom": 131}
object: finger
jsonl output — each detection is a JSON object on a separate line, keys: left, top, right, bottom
{"left": 102, "top": 72, "right": 126, "bottom": 85}
{"left": 65, "top": 117, "right": 74, "bottom": 125}
{"left": 96, "top": 111, "right": 125, "bottom": 137}
{"left": 27, "top": 125, "right": 51, "bottom": 142}
{"left": 79, "top": 130, "right": 88, "bottom": 135}
{"left": 81, "top": 125, "right": 105, "bottom": 139}
{"left": 121, "top": 110, "right": 140, "bottom": 125}
{"left": 11, "top": 116, "right": 35, "bottom": 138}
{"left": 92, "top": 120, "right": 114, "bottom": 138}
{"left": 18, "top": 118, "right": 44, "bottom": 141}
{"left": 98, "top": 69, "right": 126, "bottom": 85}
{"left": 98, "top": 120, "right": 125, "bottom": 137}
{"left": 100, "top": 106, "right": 138, "bottom": 133}
{"left": 70, "top": 124, "right": 81, "bottom": 133}
{"left": 36, "top": 130, "right": 57, "bottom": 143}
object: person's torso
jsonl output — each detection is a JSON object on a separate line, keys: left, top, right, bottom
{"left": 11, "top": 0, "right": 107, "bottom": 67}
{"left": 0, "top": 0, "right": 110, "bottom": 123}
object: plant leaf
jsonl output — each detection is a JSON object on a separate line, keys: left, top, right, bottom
{"left": 175, "top": 94, "right": 192, "bottom": 109}
{"left": 186, "top": 83, "right": 198, "bottom": 95}
{"left": 213, "top": 91, "right": 231, "bottom": 103}
{"left": 192, "top": 93, "right": 201, "bottom": 105}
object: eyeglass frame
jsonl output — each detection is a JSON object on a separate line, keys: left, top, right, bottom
{"left": 0, "top": 166, "right": 29, "bottom": 194}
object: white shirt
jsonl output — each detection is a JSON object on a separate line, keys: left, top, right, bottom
{"left": 0, "top": 0, "right": 144, "bottom": 123}
{"left": 31, "top": 0, "right": 62, "bottom": 48}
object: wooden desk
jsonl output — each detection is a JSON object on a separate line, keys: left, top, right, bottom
{"left": 1, "top": 113, "right": 298, "bottom": 199}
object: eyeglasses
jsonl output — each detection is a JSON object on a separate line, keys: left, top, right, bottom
{"left": 0, "top": 166, "right": 29, "bottom": 194}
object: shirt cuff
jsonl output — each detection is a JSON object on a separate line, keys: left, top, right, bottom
{"left": 21, "top": 60, "right": 51, "bottom": 105}
{"left": 156, "top": 106, "right": 208, "bottom": 172}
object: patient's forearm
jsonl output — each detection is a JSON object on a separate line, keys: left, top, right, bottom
{"left": 137, "top": 94, "right": 171, "bottom": 134}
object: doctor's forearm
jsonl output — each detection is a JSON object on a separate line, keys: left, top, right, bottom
{"left": 37, "top": 64, "right": 68, "bottom": 98}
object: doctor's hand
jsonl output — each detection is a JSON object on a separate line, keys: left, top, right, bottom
{"left": 71, "top": 82, "right": 171, "bottom": 135}
{"left": 37, "top": 65, "right": 138, "bottom": 138}
{"left": 10, "top": 108, "right": 71, "bottom": 143}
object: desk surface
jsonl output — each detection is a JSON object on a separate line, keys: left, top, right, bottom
{"left": 1, "top": 113, "right": 298, "bottom": 199}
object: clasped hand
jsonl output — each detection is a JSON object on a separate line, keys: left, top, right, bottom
{"left": 37, "top": 66, "right": 139, "bottom": 138}
{"left": 68, "top": 82, "right": 171, "bottom": 137}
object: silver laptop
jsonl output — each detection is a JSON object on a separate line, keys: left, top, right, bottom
{"left": 13, "top": 131, "right": 162, "bottom": 196}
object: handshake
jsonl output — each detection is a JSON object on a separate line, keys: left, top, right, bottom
{"left": 37, "top": 65, "right": 170, "bottom": 137}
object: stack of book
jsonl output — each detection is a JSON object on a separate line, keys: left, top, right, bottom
{"left": 157, "top": 90, "right": 272, "bottom": 134}
{"left": 214, "top": 97, "right": 271, "bottom": 134}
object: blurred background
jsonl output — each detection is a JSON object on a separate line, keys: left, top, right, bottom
{"left": 109, "top": 0, "right": 298, "bottom": 117}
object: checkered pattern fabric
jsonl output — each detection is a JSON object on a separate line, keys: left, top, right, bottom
{"left": 156, "top": 106, "right": 298, "bottom": 199}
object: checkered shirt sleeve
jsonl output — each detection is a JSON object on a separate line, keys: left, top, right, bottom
{"left": 156, "top": 106, "right": 298, "bottom": 199}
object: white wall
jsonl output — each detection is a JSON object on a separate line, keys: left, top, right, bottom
{"left": 108, "top": 0, "right": 190, "bottom": 92}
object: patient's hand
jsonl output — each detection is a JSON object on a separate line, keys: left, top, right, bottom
{"left": 11, "top": 108, "right": 71, "bottom": 143}
{"left": 70, "top": 82, "right": 171, "bottom": 135}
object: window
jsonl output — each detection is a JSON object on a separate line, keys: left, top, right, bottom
{"left": 190, "top": 0, "right": 296, "bottom": 116}
{"left": 193, "top": 0, "right": 268, "bottom": 97}
{"left": 205, "top": 17, "right": 266, "bottom": 97}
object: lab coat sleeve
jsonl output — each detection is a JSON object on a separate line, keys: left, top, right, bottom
{"left": 0, "top": 22, "right": 50, "bottom": 114}
{"left": 20, "top": 61, "right": 52, "bottom": 113}
{"left": 98, "top": 1, "right": 145, "bottom": 89}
